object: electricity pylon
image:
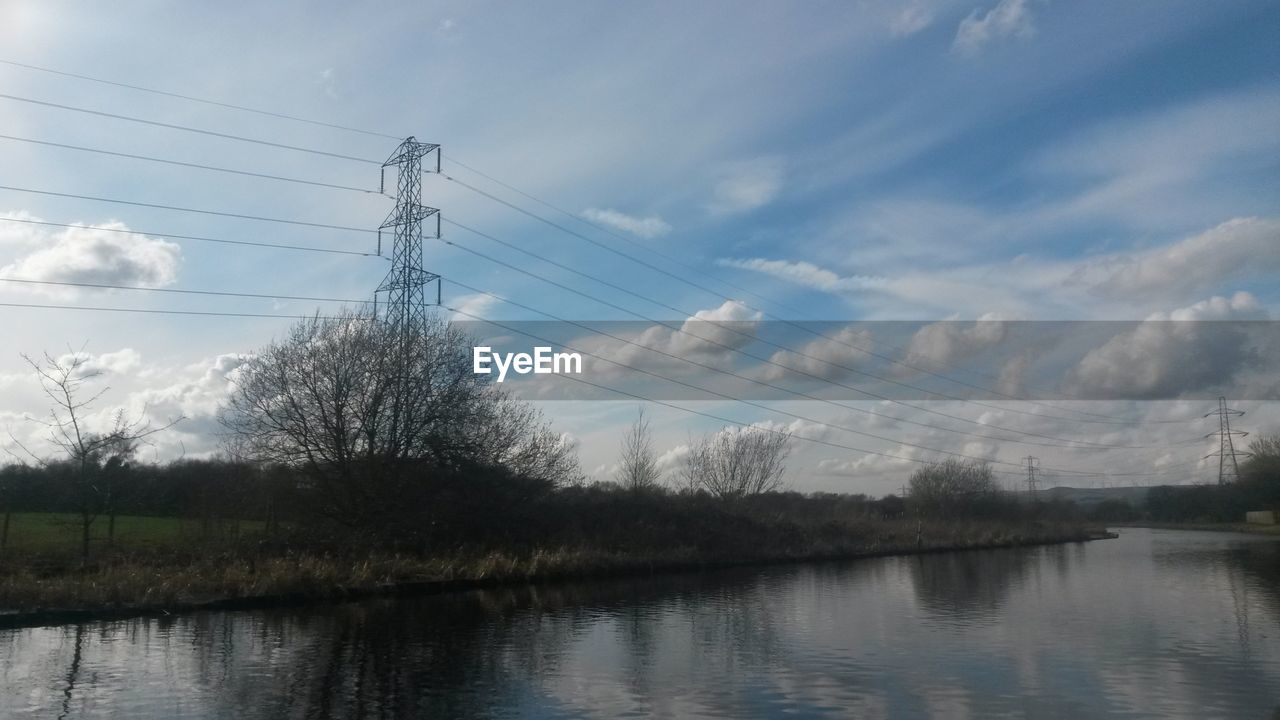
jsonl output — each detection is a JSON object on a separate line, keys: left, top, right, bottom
{"left": 375, "top": 137, "right": 441, "bottom": 338}
{"left": 1024, "top": 455, "right": 1039, "bottom": 499}
{"left": 1204, "top": 397, "right": 1248, "bottom": 485}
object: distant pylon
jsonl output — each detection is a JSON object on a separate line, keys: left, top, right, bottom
{"left": 1024, "top": 455, "right": 1039, "bottom": 499}
{"left": 1204, "top": 397, "right": 1249, "bottom": 485}
{"left": 375, "top": 137, "right": 441, "bottom": 337}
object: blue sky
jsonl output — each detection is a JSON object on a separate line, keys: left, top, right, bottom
{"left": 1, "top": 0, "right": 1277, "bottom": 493}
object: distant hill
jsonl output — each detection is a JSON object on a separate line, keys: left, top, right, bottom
{"left": 1033, "top": 486, "right": 1151, "bottom": 507}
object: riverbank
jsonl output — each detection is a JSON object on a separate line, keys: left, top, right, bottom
{"left": 1111, "top": 521, "right": 1280, "bottom": 536}
{"left": 0, "top": 521, "right": 1112, "bottom": 629}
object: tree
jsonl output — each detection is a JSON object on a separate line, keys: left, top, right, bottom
{"left": 907, "top": 458, "right": 1001, "bottom": 519}
{"left": 681, "top": 425, "right": 790, "bottom": 499}
{"left": 219, "top": 310, "right": 580, "bottom": 534}
{"left": 1240, "top": 433, "right": 1280, "bottom": 509}
{"left": 1241, "top": 434, "right": 1280, "bottom": 484}
{"left": 616, "top": 408, "right": 661, "bottom": 493}
{"left": 20, "top": 350, "right": 178, "bottom": 562}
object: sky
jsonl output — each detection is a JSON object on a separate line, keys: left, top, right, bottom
{"left": 0, "top": 0, "right": 1277, "bottom": 495}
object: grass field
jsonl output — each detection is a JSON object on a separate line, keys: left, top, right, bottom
{"left": 0, "top": 518, "right": 1105, "bottom": 619}
{"left": 0, "top": 512, "right": 265, "bottom": 553}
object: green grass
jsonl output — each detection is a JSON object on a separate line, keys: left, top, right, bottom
{"left": 1, "top": 512, "right": 264, "bottom": 552}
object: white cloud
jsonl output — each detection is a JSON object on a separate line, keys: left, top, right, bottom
{"left": 449, "top": 292, "right": 500, "bottom": 321}
{"left": 1064, "top": 292, "right": 1269, "bottom": 399}
{"left": 1072, "top": 217, "right": 1280, "bottom": 302}
{"left": 581, "top": 208, "right": 672, "bottom": 238}
{"left": 952, "top": 0, "right": 1035, "bottom": 56}
{"left": 900, "top": 314, "right": 1008, "bottom": 374}
{"left": 708, "top": 157, "right": 785, "bottom": 216}
{"left": 54, "top": 348, "right": 143, "bottom": 378}
{"left": 0, "top": 218, "right": 181, "bottom": 289}
{"left": 891, "top": 3, "right": 935, "bottom": 37}
{"left": 757, "top": 326, "right": 875, "bottom": 383}
{"left": 668, "top": 300, "right": 762, "bottom": 357}
{"left": 569, "top": 300, "right": 762, "bottom": 382}
{"left": 655, "top": 444, "right": 691, "bottom": 475}
{"left": 123, "top": 353, "right": 253, "bottom": 457}
{"left": 720, "top": 216, "right": 1280, "bottom": 320}
{"left": 717, "top": 258, "right": 883, "bottom": 294}
{"left": 817, "top": 448, "right": 918, "bottom": 477}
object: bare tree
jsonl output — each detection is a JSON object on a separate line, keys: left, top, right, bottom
{"left": 21, "top": 350, "right": 179, "bottom": 562}
{"left": 0, "top": 465, "right": 13, "bottom": 551}
{"left": 219, "top": 309, "right": 580, "bottom": 530}
{"left": 681, "top": 425, "right": 790, "bottom": 499}
{"left": 907, "top": 458, "right": 999, "bottom": 519}
{"left": 616, "top": 408, "right": 661, "bottom": 492}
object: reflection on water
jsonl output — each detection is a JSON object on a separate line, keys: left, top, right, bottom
{"left": 2, "top": 529, "right": 1278, "bottom": 719}
{"left": 908, "top": 544, "right": 1036, "bottom": 624}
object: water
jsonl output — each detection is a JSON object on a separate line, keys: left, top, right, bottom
{"left": 2, "top": 528, "right": 1278, "bottom": 719}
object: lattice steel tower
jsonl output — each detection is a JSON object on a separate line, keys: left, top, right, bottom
{"left": 1024, "top": 455, "right": 1039, "bottom": 499}
{"left": 1204, "top": 396, "right": 1248, "bottom": 485}
{"left": 376, "top": 137, "right": 441, "bottom": 336}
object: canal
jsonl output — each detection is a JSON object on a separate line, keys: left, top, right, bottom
{"left": 2, "top": 528, "right": 1277, "bottom": 718}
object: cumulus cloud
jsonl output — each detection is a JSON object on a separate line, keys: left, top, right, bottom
{"left": 817, "top": 448, "right": 918, "bottom": 477}
{"left": 569, "top": 301, "right": 762, "bottom": 384}
{"left": 671, "top": 299, "right": 763, "bottom": 354}
{"left": 1064, "top": 293, "right": 1269, "bottom": 399}
{"left": 717, "top": 258, "right": 884, "bottom": 294}
{"left": 1072, "top": 217, "right": 1280, "bottom": 302}
{"left": 707, "top": 157, "right": 784, "bottom": 216}
{"left": 655, "top": 443, "right": 691, "bottom": 475}
{"left": 900, "top": 313, "right": 1008, "bottom": 374}
{"left": 54, "top": 348, "right": 143, "bottom": 378}
{"left": 757, "top": 326, "right": 875, "bottom": 383}
{"left": 125, "top": 353, "right": 252, "bottom": 456}
{"left": 581, "top": 208, "right": 672, "bottom": 238}
{"left": 0, "top": 217, "right": 181, "bottom": 289}
{"left": 952, "top": 0, "right": 1036, "bottom": 56}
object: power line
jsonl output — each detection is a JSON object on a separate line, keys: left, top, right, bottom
{"left": 0, "top": 301, "right": 345, "bottom": 320}
{"left": 0, "top": 133, "right": 384, "bottom": 195}
{"left": 441, "top": 217, "right": 1196, "bottom": 450}
{"left": 0, "top": 58, "right": 1180, "bottom": 427}
{"left": 0, "top": 216, "right": 385, "bottom": 258}
{"left": 0, "top": 58, "right": 1210, "bottom": 470}
{"left": 0, "top": 277, "right": 366, "bottom": 304}
{"left": 0, "top": 57, "right": 1202, "bottom": 430}
{"left": 0, "top": 185, "right": 376, "bottom": 235}
{"left": 441, "top": 273, "right": 1200, "bottom": 452}
{"left": 447, "top": 303, "right": 1025, "bottom": 474}
{"left": 0, "top": 57, "right": 403, "bottom": 140}
{"left": 446, "top": 303, "right": 1196, "bottom": 480}
{"left": 0, "top": 288, "right": 1197, "bottom": 478}
{"left": 444, "top": 154, "right": 815, "bottom": 315}
{"left": 448, "top": 156, "right": 1133, "bottom": 425}
{"left": 0, "top": 92, "right": 383, "bottom": 165}
{"left": 444, "top": 160, "right": 1133, "bottom": 424}
{"left": 442, "top": 173, "right": 1183, "bottom": 427}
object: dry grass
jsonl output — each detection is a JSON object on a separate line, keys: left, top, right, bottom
{"left": 0, "top": 519, "right": 1100, "bottom": 618}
